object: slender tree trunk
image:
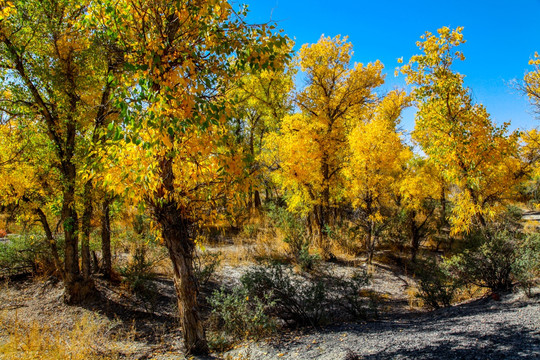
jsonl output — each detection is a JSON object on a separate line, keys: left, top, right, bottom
{"left": 62, "top": 179, "right": 84, "bottom": 303}
{"left": 81, "top": 181, "right": 93, "bottom": 280}
{"left": 161, "top": 212, "right": 207, "bottom": 355}
{"left": 62, "top": 159, "right": 93, "bottom": 303}
{"left": 247, "top": 186, "right": 253, "bottom": 211}
{"left": 467, "top": 188, "right": 490, "bottom": 239}
{"left": 91, "top": 251, "right": 99, "bottom": 273}
{"left": 319, "top": 159, "right": 333, "bottom": 259}
{"left": 410, "top": 211, "right": 420, "bottom": 263}
{"left": 437, "top": 186, "right": 452, "bottom": 252}
{"left": 307, "top": 211, "right": 313, "bottom": 238}
{"left": 253, "top": 189, "right": 262, "bottom": 209}
{"left": 101, "top": 196, "right": 112, "bottom": 279}
{"left": 35, "top": 207, "right": 64, "bottom": 279}
{"left": 315, "top": 204, "right": 324, "bottom": 249}
{"left": 366, "top": 219, "right": 374, "bottom": 264}
{"left": 368, "top": 237, "right": 376, "bottom": 264}
{"left": 154, "top": 156, "right": 208, "bottom": 355}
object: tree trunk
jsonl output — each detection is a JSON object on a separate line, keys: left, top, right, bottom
{"left": 101, "top": 196, "right": 112, "bottom": 279}
{"left": 161, "top": 215, "right": 208, "bottom": 355}
{"left": 247, "top": 186, "right": 253, "bottom": 210}
{"left": 62, "top": 189, "right": 85, "bottom": 304}
{"left": 315, "top": 204, "right": 324, "bottom": 248}
{"left": 410, "top": 211, "right": 420, "bottom": 263}
{"left": 366, "top": 219, "right": 374, "bottom": 264}
{"left": 35, "top": 207, "right": 64, "bottom": 279}
{"left": 154, "top": 156, "right": 208, "bottom": 355}
{"left": 253, "top": 189, "right": 262, "bottom": 209}
{"left": 81, "top": 181, "right": 93, "bottom": 280}
{"left": 62, "top": 161, "right": 94, "bottom": 304}
{"left": 307, "top": 211, "right": 313, "bottom": 238}
{"left": 91, "top": 251, "right": 99, "bottom": 273}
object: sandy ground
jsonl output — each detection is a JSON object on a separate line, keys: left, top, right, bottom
{"left": 0, "top": 261, "right": 538, "bottom": 360}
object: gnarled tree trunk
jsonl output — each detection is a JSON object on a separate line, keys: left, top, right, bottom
{"left": 153, "top": 156, "right": 208, "bottom": 355}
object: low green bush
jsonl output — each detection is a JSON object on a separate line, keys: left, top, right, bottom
{"left": 193, "top": 250, "right": 222, "bottom": 286}
{"left": 208, "top": 263, "right": 375, "bottom": 340}
{"left": 240, "top": 264, "right": 373, "bottom": 327}
{"left": 207, "top": 286, "right": 276, "bottom": 342}
{"left": 0, "top": 233, "right": 55, "bottom": 276}
{"left": 241, "top": 264, "right": 328, "bottom": 326}
{"left": 267, "top": 204, "right": 318, "bottom": 269}
{"left": 332, "top": 270, "right": 375, "bottom": 319}
{"left": 413, "top": 258, "right": 459, "bottom": 309}
{"left": 446, "top": 230, "right": 517, "bottom": 293}
{"left": 294, "top": 241, "right": 321, "bottom": 272}
{"left": 513, "top": 233, "right": 540, "bottom": 297}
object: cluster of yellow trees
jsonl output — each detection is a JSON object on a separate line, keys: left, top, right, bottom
{"left": 0, "top": 0, "right": 538, "bottom": 354}
{"left": 266, "top": 28, "right": 539, "bottom": 263}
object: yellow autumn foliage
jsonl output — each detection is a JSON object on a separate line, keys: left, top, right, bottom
{"left": 272, "top": 35, "right": 384, "bottom": 219}
{"left": 400, "top": 26, "right": 521, "bottom": 234}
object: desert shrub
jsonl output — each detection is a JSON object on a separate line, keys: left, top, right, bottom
{"left": 207, "top": 286, "right": 276, "bottom": 342}
{"left": 242, "top": 223, "right": 258, "bottom": 238}
{"left": 513, "top": 233, "right": 540, "bottom": 297}
{"left": 118, "top": 243, "right": 164, "bottom": 311}
{"left": 240, "top": 264, "right": 373, "bottom": 327}
{"left": 266, "top": 204, "right": 318, "bottom": 268}
{"left": 194, "top": 250, "right": 222, "bottom": 286}
{"left": 241, "top": 265, "right": 328, "bottom": 326}
{"left": 118, "top": 216, "right": 166, "bottom": 300}
{"left": 120, "top": 246, "right": 155, "bottom": 287}
{"left": 380, "top": 210, "right": 409, "bottom": 251}
{"left": 414, "top": 258, "right": 459, "bottom": 309}
{"left": 295, "top": 242, "right": 321, "bottom": 271}
{"left": 331, "top": 270, "right": 376, "bottom": 319}
{"left": 446, "top": 230, "right": 518, "bottom": 293}
{"left": 0, "top": 233, "right": 55, "bottom": 276}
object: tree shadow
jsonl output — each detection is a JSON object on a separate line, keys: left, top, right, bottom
{"left": 359, "top": 323, "right": 539, "bottom": 359}
{"left": 266, "top": 295, "right": 540, "bottom": 359}
{"left": 79, "top": 277, "right": 179, "bottom": 345}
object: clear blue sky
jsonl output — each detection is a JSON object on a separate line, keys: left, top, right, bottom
{"left": 245, "top": 0, "right": 540, "bottom": 133}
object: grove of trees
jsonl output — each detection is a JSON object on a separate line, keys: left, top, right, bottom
{"left": 0, "top": 1, "right": 539, "bottom": 356}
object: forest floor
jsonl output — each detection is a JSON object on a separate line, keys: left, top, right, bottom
{"left": 0, "top": 248, "right": 538, "bottom": 360}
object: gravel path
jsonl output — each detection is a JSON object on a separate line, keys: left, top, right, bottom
{"left": 225, "top": 293, "right": 540, "bottom": 360}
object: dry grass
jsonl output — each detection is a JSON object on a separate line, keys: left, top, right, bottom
{"left": 0, "top": 312, "right": 119, "bottom": 360}
{"left": 250, "top": 229, "right": 290, "bottom": 264}
{"left": 406, "top": 286, "right": 424, "bottom": 309}
{"left": 405, "top": 283, "right": 489, "bottom": 311}
{"left": 207, "top": 218, "right": 291, "bottom": 266}
{"left": 453, "top": 284, "right": 488, "bottom": 304}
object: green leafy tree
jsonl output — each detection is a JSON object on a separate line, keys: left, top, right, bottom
{"left": 0, "top": 0, "right": 116, "bottom": 302}
{"left": 95, "top": 0, "right": 288, "bottom": 354}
